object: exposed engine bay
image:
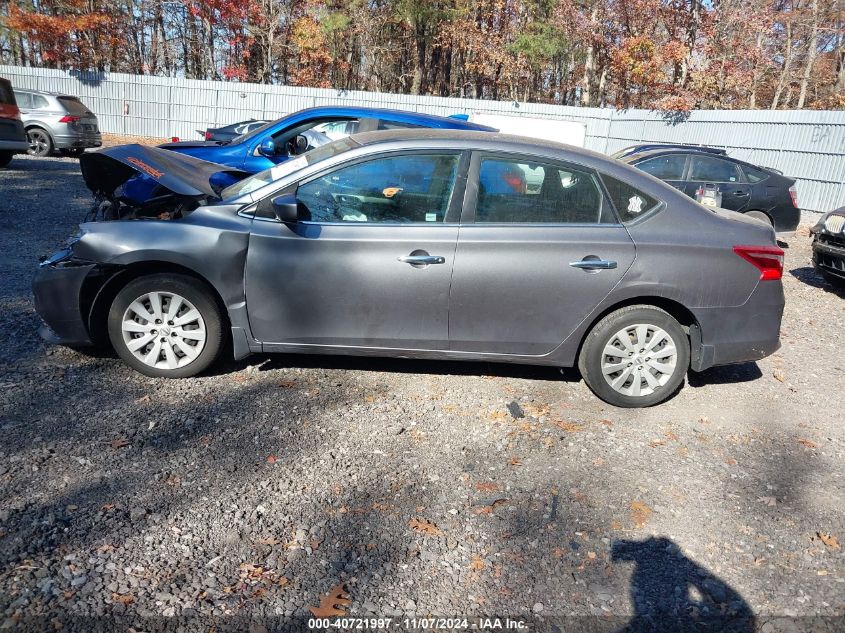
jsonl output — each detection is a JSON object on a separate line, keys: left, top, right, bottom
{"left": 84, "top": 189, "right": 206, "bottom": 222}
{"left": 79, "top": 143, "right": 249, "bottom": 222}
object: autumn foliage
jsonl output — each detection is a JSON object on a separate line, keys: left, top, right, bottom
{"left": 1, "top": 0, "right": 842, "bottom": 111}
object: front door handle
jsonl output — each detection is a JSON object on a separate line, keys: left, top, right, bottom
{"left": 569, "top": 259, "right": 617, "bottom": 270}
{"left": 398, "top": 255, "right": 446, "bottom": 265}
{"left": 733, "top": 190, "right": 749, "bottom": 196}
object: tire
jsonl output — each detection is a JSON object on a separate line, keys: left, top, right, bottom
{"left": 107, "top": 274, "right": 224, "bottom": 378}
{"left": 27, "top": 128, "right": 54, "bottom": 157}
{"left": 60, "top": 148, "right": 85, "bottom": 158}
{"left": 578, "top": 305, "right": 690, "bottom": 408}
{"left": 0, "top": 151, "right": 12, "bottom": 168}
{"left": 744, "top": 210, "right": 772, "bottom": 226}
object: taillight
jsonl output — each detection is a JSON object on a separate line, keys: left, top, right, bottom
{"left": 733, "top": 245, "right": 784, "bottom": 281}
{"left": 59, "top": 115, "right": 81, "bottom": 123}
{"left": 788, "top": 185, "right": 798, "bottom": 208}
{"left": 0, "top": 103, "right": 22, "bottom": 120}
{"left": 204, "top": 130, "right": 213, "bottom": 140}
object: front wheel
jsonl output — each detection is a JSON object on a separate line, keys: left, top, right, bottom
{"left": 578, "top": 305, "right": 690, "bottom": 407}
{"left": 107, "top": 274, "right": 224, "bottom": 378}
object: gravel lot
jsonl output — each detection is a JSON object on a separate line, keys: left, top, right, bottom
{"left": 1, "top": 153, "right": 843, "bottom": 632}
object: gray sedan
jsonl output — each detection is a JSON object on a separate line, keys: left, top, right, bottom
{"left": 33, "top": 130, "right": 785, "bottom": 407}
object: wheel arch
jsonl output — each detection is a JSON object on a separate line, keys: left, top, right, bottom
{"left": 573, "top": 295, "right": 700, "bottom": 367}
{"left": 83, "top": 261, "right": 230, "bottom": 348}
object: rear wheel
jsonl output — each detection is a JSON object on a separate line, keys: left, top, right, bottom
{"left": 27, "top": 128, "right": 53, "bottom": 157}
{"left": 578, "top": 305, "right": 690, "bottom": 408}
{"left": 107, "top": 274, "right": 224, "bottom": 378}
{"left": 0, "top": 151, "right": 12, "bottom": 168}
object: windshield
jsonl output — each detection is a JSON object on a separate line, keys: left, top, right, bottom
{"left": 220, "top": 136, "right": 360, "bottom": 199}
{"left": 231, "top": 118, "right": 277, "bottom": 144}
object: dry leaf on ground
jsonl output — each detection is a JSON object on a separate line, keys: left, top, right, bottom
{"left": 817, "top": 532, "right": 840, "bottom": 550}
{"left": 798, "top": 438, "right": 817, "bottom": 449}
{"left": 554, "top": 420, "right": 583, "bottom": 432}
{"left": 111, "top": 593, "right": 134, "bottom": 604}
{"left": 758, "top": 496, "right": 777, "bottom": 507}
{"left": 630, "top": 501, "right": 652, "bottom": 528}
{"left": 475, "top": 481, "right": 498, "bottom": 492}
{"left": 110, "top": 438, "right": 129, "bottom": 449}
{"left": 309, "top": 583, "right": 352, "bottom": 617}
{"left": 408, "top": 518, "right": 444, "bottom": 536}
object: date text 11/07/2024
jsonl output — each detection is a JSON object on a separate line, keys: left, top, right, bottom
{"left": 307, "top": 617, "right": 530, "bottom": 630}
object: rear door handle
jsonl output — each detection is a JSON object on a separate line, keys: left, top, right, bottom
{"left": 569, "top": 259, "right": 617, "bottom": 270}
{"left": 733, "top": 191, "right": 749, "bottom": 196}
{"left": 398, "top": 255, "right": 446, "bottom": 265}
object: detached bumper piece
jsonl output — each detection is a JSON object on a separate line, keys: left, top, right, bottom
{"left": 813, "top": 234, "right": 845, "bottom": 281}
{"left": 32, "top": 257, "right": 97, "bottom": 346}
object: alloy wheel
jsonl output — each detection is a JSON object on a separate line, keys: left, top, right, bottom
{"left": 27, "top": 129, "right": 51, "bottom": 157}
{"left": 120, "top": 291, "right": 206, "bottom": 370}
{"left": 600, "top": 323, "right": 678, "bottom": 397}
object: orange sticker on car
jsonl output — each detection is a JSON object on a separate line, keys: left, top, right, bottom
{"left": 126, "top": 157, "right": 164, "bottom": 179}
{"left": 382, "top": 187, "right": 402, "bottom": 198}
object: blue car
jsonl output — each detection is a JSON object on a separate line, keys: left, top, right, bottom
{"left": 121, "top": 106, "right": 495, "bottom": 202}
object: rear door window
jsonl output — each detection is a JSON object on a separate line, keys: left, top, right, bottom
{"left": 473, "top": 156, "right": 612, "bottom": 224}
{"left": 636, "top": 154, "right": 686, "bottom": 180}
{"left": 32, "top": 94, "right": 49, "bottom": 109}
{"left": 688, "top": 155, "right": 741, "bottom": 183}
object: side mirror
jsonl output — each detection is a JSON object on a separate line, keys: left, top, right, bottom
{"left": 271, "top": 193, "right": 301, "bottom": 223}
{"left": 257, "top": 137, "right": 277, "bottom": 157}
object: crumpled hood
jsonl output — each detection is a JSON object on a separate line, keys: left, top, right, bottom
{"left": 158, "top": 140, "right": 224, "bottom": 149}
{"left": 79, "top": 144, "right": 249, "bottom": 199}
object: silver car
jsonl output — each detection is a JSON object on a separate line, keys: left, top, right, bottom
{"left": 33, "top": 130, "right": 785, "bottom": 407}
{"left": 14, "top": 89, "right": 101, "bottom": 157}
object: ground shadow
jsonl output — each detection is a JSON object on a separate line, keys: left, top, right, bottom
{"left": 242, "top": 352, "right": 581, "bottom": 383}
{"left": 687, "top": 362, "right": 762, "bottom": 388}
{"left": 789, "top": 267, "right": 845, "bottom": 297}
{"left": 612, "top": 537, "right": 755, "bottom": 633}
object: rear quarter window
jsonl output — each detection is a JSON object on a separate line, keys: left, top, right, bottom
{"left": 742, "top": 165, "right": 769, "bottom": 183}
{"left": 0, "top": 80, "right": 16, "bottom": 106}
{"left": 58, "top": 96, "right": 90, "bottom": 115}
{"left": 601, "top": 174, "right": 661, "bottom": 223}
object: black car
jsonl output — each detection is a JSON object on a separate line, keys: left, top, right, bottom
{"left": 199, "top": 119, "right": 269, "bottom": 142}
{"left": 612, "top": 143, "right": 727, "bottom": 160}
{"left": 0, "top": 77, "right": 28, "bottom": 168}
{"left": 621, "top": 149, "right": 800, "bottom": 233}
{"left": 811, "top": 207, "right": 845, "bottom": 288}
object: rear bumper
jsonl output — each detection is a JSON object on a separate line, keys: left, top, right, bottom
{"left": 32, "top": 260, "right": 97, "bottom": 346}
{"left": 690, "top": 281, "right": 784, "bottom": 371}
{"left": 812, "top": 238, "right": 845, "bottom": 280}
{"left": 54, "top": 133, "right": 102, "bottom": 150}
{"left": 0, "top": 139, "right": 28, "bottom": 152}
{"left": 772, "top": 205, "right": 801, "bottom": 233}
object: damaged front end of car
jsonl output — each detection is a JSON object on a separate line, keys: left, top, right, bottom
{"left": 79, "top": 143, "right": 249, "bottom": 221}
{"left": 35, "top": 145, "right": 253, "bottom": 348}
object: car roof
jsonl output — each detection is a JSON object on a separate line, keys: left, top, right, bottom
{"left": 13, "top": 88, "right": 78, "bottom": 99}
{"left": 623, "top": 147, "right": 789, "bottom": 180}
{"left": 620, "top": 143, "right": 727, "bottom": 155}
{"left": 288, "top": 106, "right": 495, "bottom": 131}
{"left": 346, "top": 128, "right": 639, "bottom": 178}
